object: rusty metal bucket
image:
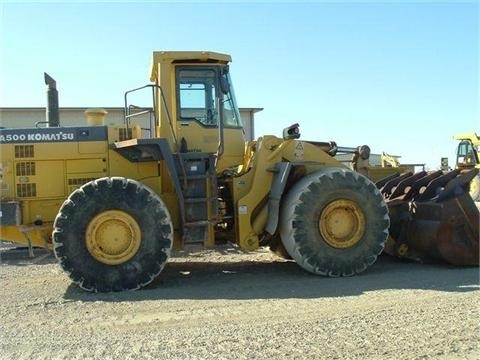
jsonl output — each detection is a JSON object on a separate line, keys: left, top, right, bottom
{"left": 376, "top": 168, "right": 479, "bottom": 265}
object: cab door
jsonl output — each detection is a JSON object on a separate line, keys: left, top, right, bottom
{"left": 175, "top": 66, "right": 245, "bottom": 172}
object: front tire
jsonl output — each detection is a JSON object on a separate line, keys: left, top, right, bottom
{"left": 280, "top": 168, "right": 389, "bottom": 276}
{"left": 53, "top": 177, "right": 173, "bottom": 292}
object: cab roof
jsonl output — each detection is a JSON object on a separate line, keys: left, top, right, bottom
{"left": 150, "top": 51, "right": 232, "bottom": 82}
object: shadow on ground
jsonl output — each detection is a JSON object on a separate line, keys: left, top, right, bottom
{"left": 2, "top": 243, "right": 478, "bottom": 302}
{"left": 62, "top": 254, "right": 480, "bottom": 302}
{"left": 0, "top": 246, "right": 56, "bottom": 265}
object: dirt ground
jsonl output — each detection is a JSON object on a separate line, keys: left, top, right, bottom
{"left": 0, "top": 243, "right": 479, "bottom": 360}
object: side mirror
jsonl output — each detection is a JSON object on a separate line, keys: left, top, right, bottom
{"left": 220, "top": 76, "right": 230, "bottom": 95}
{"left": 283, "top": 123, "right": 300, "bottom": 140}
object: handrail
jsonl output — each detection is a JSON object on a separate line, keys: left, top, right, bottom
{"left": 125, "top": 109, "right": 152, "bottom": 119}
{"left": 123, "top": 84, "right": 179, "bottom": 151}
{"left": 123, "top": 84, "right": 187, "bottom": 189}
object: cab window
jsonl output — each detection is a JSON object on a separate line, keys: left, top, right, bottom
{"left": 177, "top": 68, "right": 218, "bottom": 126}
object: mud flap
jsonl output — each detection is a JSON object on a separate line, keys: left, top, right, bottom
{"left": 377, "top": 169, "right": 479, "bottom": 265}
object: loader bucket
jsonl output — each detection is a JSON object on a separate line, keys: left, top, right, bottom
{"left": 377, "top": 169, "right": 479, "bottom": 265}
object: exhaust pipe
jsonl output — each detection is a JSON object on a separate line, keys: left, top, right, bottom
{"left": 44, "top": 73, "right": 60, "bottom": 127}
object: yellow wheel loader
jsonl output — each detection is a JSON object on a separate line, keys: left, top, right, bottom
{"left": 0, "top": 51, "right": 477, "bottom": 291}
{"left": 454, "top": 133, "right": 480, "bottom": 201}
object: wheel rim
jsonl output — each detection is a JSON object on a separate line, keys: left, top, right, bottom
{"left": 86, "top": 210, "right": 141, "bottom": 265}
{"left": 319, "top": 199, "right": 366, "bottom": 249}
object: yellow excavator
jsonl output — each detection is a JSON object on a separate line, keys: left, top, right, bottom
{"left": 0, "top": 51, "right": 477, "bottom": 292}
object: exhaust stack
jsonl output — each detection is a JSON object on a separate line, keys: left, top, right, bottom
{"left": 44, "top": 73, "right": 60, "bottom": 127}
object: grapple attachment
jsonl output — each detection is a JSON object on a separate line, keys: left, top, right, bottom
{"left": 377, "top": 169, "right": 479, "bottom": 265}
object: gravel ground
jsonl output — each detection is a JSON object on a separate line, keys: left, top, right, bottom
{"left": 0, "top": 243, "right": 479, "bottom": 360}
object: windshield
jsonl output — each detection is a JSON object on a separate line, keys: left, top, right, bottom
{"left": 222, "top": 73, "right": 244, "bottom": 129}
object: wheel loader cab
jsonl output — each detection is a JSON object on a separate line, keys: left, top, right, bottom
{"left": 453, "top": 134, "right": 480, "bottom": 202}
{"left": 456, "top": 140, "right": 479, "bottom": 168}
{"left": 150, "top": 51, "right": 246, "bottom": 173}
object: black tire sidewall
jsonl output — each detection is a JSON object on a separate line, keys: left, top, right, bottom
{"left": 280, "top": 168, "right": 389, "bottom": 276}
{"left": 53, "top": 177, "right": 173, "bottom": 291}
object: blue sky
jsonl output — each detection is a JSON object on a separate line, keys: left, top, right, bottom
{"left": 0, "top": 0, "right": 478, "bottom": 169}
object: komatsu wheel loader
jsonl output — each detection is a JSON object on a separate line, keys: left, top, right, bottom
{"left": 0, "top": 51, "right": 477, "bottom": 292}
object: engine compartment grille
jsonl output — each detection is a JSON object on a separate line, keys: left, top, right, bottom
{"left": 14, "top": 145, "right": 34, "bottom": 158}
{"left": 16, "top": 162, "right": 36, "bottom": 176}
{"left": 16, "top": 183, "right": 36, "bottom": 197}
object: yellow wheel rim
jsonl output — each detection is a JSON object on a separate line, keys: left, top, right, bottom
{"left": 86, "top": 210, "right": 141, "bottom": 265}
{"left": 319, "top": 199, "right": 365, "bottom": 249}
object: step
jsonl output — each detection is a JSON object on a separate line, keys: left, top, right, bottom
{"left": 184, "top": 197, "right": 216, "bottom": 204}
{"left": 183, "top": 224, "right": 209, "bottom": 245}
{"left": 179, "top": 174, "right": 211, "bottom": 181}
{"left": 184, "top": 220, "right": 212, "bottom": 227}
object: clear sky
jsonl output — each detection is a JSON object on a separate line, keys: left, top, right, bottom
{"left": 0, "top": 0, "right": 478, "bottom": 170}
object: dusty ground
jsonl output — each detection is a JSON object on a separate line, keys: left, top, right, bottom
{"left": 0, "top": 243, "right": 479, "bottom": 360}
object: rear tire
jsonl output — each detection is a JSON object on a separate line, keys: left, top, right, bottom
{"left": 280, "top": 168, "right": 389, "bottom": 276}
{"left": 53, "top": 177, "right": 173, "bottom": 292}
